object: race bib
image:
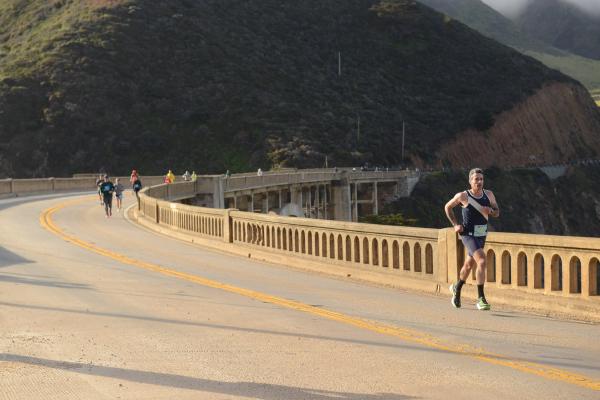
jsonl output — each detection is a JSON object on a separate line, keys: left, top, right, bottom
{"left": 473, "top": 224, "right": 488, "bottom": 237}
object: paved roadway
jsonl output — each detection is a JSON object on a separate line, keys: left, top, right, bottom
{"left": 1, "top": 193, "right": 599, "bottom": 399}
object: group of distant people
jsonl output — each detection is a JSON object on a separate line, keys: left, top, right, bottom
{"left": 163, "top": 170, "right": 197, "bottom": 183}
{"left": 95, "top": 170, "right": 143, "bottom": 218}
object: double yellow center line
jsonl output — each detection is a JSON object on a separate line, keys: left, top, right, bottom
{"left": 40, "top": 197, "right": 600, "bottom": 391}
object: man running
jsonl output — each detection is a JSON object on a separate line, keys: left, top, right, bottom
{"left": 444, "top": 168, "right": 500, "bottom": 310}
{"left": 130, "top": 169, "right": 139, "bottom": 184}
{"left": 95, "top": 174, "right": 104, "bottom": 205}
{"left": 132, "top": 175, "right": 143, "bottom": 201}
{"left": 114, "top": 178, "right": 124, "bottom": 212}
{"left": 99, "top": 175, "right": 115, "bottom": 217}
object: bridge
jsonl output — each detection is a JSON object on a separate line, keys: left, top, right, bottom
{"left": 175, "top": 168, "right": 421, "bottom": 221}
{"left": 1, "top": 170, "right": 599, "bottom": 399}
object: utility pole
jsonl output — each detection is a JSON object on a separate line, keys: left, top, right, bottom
{"left": 401, "top": 121, "right": 405, "bottom": 161}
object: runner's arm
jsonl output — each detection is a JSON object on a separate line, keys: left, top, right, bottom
{"left": 444, "top": 192, "right": 465, "bottom": 230}
{"left": 486, "top": 190, "right": 500, "bottom": 218}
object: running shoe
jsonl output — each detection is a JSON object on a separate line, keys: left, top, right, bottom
{"left": 476, "top": 297, "right": 491, "bottom": 311}
{"left": 449, "top": 283, "right": 461, "bottom": 308}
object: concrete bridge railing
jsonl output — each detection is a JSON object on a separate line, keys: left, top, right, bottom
{"left": 229, "top": 210, "right": 444, "bottom": 283}
{"left": 136, "top": 176, "right": 600, "bottom": 320}
{"left": 480, "top": 233, "right": 600, "bottom": 297}
{"left": 0, "top": 176, "right": 165, "bottom": 198}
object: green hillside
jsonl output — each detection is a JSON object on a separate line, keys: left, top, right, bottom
{"left": 419, "top": 0, "right": 600, "bottom": 92}
{"left": 0, "top": 0, "right": 575, "bottom": 177}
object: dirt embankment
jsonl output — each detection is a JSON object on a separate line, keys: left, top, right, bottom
{"left": 437, "top": 82, "right": 600, "bottom": 167}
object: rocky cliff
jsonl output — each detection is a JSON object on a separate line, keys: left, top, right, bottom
{"left": 436, "top": 82, "right": 600, "bottom": 168}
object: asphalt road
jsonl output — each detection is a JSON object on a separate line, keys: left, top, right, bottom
{"left": 1, "top": 193, "right": 599, "bottom": 399}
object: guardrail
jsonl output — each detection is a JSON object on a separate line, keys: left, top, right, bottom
{"left": 223, "top": 169, "right": 414, "bottom": 193}
{"left": 481, "top": 233, "right": 600, "bottom": 297}
{"left": 0, "top": 176, "right": 165, "bottom": 198}
{"left": 229, "top": 210, "right": 443, "bottom": 282}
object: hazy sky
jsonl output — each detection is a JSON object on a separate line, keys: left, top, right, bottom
{"left": 481, "top": 0, "right": 600, "bottom": 18}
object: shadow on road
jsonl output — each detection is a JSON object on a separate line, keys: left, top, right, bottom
{"left": 0, "top": 353, "right": 418, "bottom": 399}
{"left": 0, "top": 272, "right": 91, "bottom": 290}
{"left": 0, "top": 246, "right": 33, "bottom": 269}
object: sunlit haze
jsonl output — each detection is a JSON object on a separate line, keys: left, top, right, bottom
{"left": 481, "top": 0, "right": 600, "bottom": 18}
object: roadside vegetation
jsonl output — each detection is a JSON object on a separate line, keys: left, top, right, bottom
{"left": 378, "top": 165, "right": 600, "bottom": 236}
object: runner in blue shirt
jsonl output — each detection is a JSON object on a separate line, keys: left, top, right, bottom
{"left": 99, "top": 175, "right": 115, "bottom": 218}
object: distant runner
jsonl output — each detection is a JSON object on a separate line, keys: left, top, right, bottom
{"left": 130, "top": 169, "right": 139, "bottom": 184}
{"left": 444, "top": 168, "right": 500, "bottom": 311}
{"left": 99, "top": 175, "right": 115, "bottom": 218}
{"left": 132, "top": 176, "right": 143, "bottom": 201}
{"left": 114, "top": 178, "right": 124, "bottom": 212}
{"left": 165, "top": 170, "right": 175, "bottom": 184}
{"left": 95, "top": 174, "right": 104, "bottom": 205}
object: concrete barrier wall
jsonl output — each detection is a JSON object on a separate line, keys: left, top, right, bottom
{"left": 0, "top": 175, "right": 165, "bottom": 198}
{"left": 226, "top": 170, "right": 409, "bottom": 190}
{"left": 54, "top": 178, "right": 97, "bottom": 191}
{"left": 0, "top": 179, "right": 12, "bottom": 195}
{"left": 224, "top": 171, "right": 339, "bottom": 192}
{"left": 138, "top": 190, "right": 226, "bottom": 240}
{"left": 230, "top": 211, "right": 443, "bottom": 282}
{"left": 138, "top": 188, "right": 445, "bottom": 284}
{"left": 156, "top": 199, "right": 225, "bottom": 240}
{"left": 461, "top": 232, "right": 600, "bottom": 298}
{"left": 12, "top": 179, "right": 55, "bottom": 193}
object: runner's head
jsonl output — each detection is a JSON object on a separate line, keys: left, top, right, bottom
{"left": 104, "top": 174, "right": 109, "bottom": 181}
{"left": 468, "top": 168, "right": 484, "bottom": 191}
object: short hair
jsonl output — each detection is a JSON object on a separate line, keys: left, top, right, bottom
{"left": 468, "top": 168, "right": 483, "bottom": 180}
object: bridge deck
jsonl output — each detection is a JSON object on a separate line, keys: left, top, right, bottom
{"left": 0, "top": 193, "right": 598, "bottom": 399}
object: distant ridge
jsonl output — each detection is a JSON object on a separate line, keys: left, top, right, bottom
{"left": 419, "top": 0, "right": 600, "bottom": 92}
{"left": 517, "top": 0, "right": 600, "bottom": 61}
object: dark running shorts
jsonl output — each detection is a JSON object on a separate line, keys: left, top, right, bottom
{"left": 460, "top": 235, "right": 486, "bottom": 257}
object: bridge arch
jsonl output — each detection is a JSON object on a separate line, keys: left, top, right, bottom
{"left": 517, "top": 252, "right": 527, "bottom": 287}
{"left": 501, "top": 251, "right": 511, "bottom": 285}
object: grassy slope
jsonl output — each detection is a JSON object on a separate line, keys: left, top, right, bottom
{"left": 419, "top": 0, "right": 600, "bottom": 93}
{"left": 516, "top": 0, "right": 600, "bottom": 62}
{"left": 0, "top": 0, "right": 572, "bottom": 177}
{"left": 0, "top": 1, "right": 126, "bottom": 77}
{"left": 522, "top": 50, "right": 600, "bottom": 92}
